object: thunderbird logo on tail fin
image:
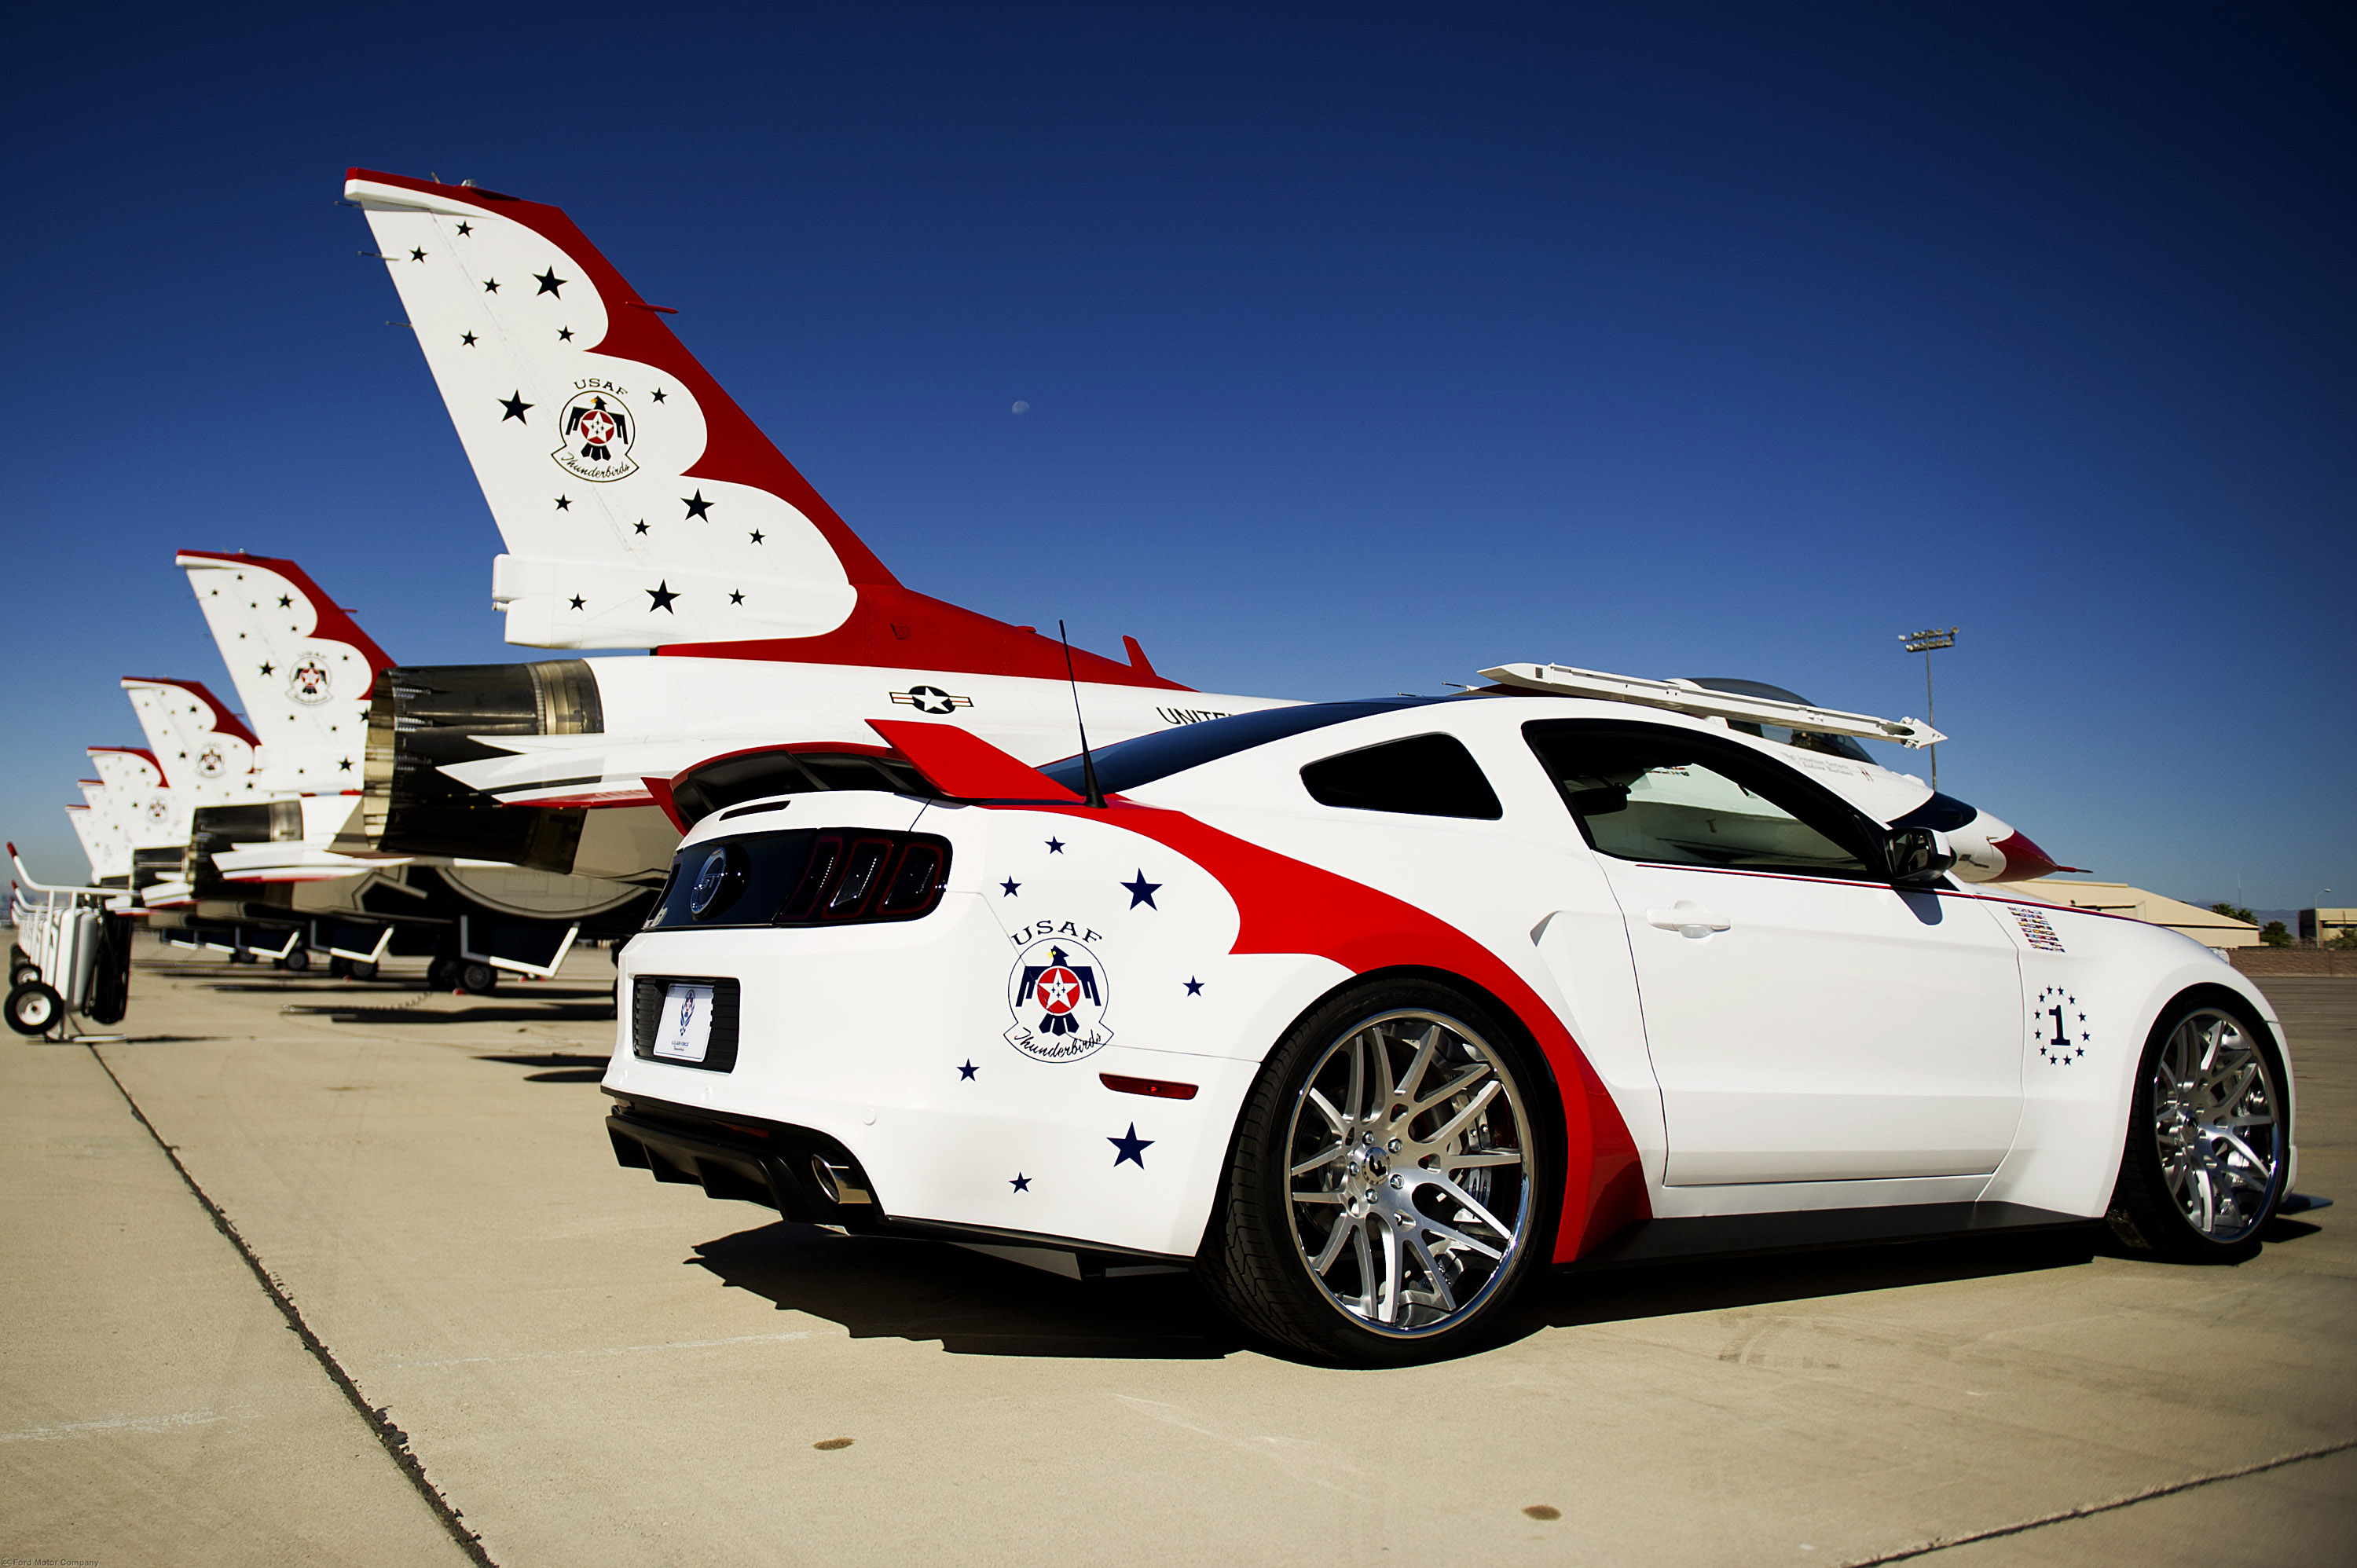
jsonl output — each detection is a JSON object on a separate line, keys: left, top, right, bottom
{"left": 555, "top": 388, "right": 638, "bottom": 481}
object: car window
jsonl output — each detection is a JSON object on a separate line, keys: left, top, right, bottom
{"left": 1523, "top": 720, "right": 1876, "bottom": 877}
{"left": 1037, "top": 696, "right": 1475, "bottom": 796}
{"left": 1299, "top": 733, "right": 1502, "bottom": 819}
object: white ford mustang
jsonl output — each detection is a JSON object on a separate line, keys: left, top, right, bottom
{"left": 603, "top": 690, "right": 2295, "bottom": 1362}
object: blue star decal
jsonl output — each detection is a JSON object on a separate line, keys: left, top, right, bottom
{"left": 957, "top": 1060, "right": 978, "bottom": 1080}
{"left": 1010, "top": 1173, "right": 1031, "bottom": 1192}
{"left": 1045, "top": 837, "right": 1065, "bottom": 854}
{"left": 1121, "top": 871, "right": 1161, "bottom": 909}
{"left": 1109, "top": 1123, "right": 1154, "bottom": 1167}
{"left": 1183, "top": 977, "right": 1203, "bottom": 996}
{"left": 1000, "top": 877, "right": 1021, "bottom": 897}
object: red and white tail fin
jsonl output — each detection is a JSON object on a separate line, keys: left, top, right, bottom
{"left": 345, "top": 168, "right": 889, "bottom": 650}
{"left": 122, "top": 677, "right": 262, "bottom": 803}
{"left": 89, "top": 747, "right": 178, "bottom": 850}
{"left": 175, "top": 552, "right": 390, "bottom": 792}
{"left": 341, "top": 169, "right": 1183, "bottom": 691}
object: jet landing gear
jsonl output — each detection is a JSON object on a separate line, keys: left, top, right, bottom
{"left": 428, "top": 954, "right": 499, "bottom": 995}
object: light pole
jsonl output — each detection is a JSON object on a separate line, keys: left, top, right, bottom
{"left": 1899, "top": 626, "right": 1958, "bottom": 789}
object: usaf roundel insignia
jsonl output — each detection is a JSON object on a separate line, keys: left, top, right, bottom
{"left": 552, "top": 383, "right": 639, "bottom": 482}
{"left": 1005, "top": 937, "right": 1114, "bottom": 1062}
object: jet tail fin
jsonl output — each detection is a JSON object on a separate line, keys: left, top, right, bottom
{"left": 343, "top": 170, "right": 1197, "bottom": 693}
{"left": 175, "top": 552, "right": 389, "bottom": 792}
{"left": 345, "top": 169, "right": 897, "bottom": 650}
{"left": 122, "top": 677, "right": 262, "bottom": 801}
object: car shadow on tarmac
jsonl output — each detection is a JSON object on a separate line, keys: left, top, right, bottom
{"left": 687, "top": 1222, "right": 1246, "bottom": 1359}
{"left": 684, "top": 1214, "right": 2329, "bottom": 1364}
{"left": 1527, "top": 1228, "right": 2107, "bottom": 1333}
{"left": 1519, "top": 1214, "right": 2327, "bottom": 1335}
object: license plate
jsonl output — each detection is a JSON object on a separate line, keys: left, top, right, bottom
{"left": 653, "top": 983, "right": 716, "bottom": 1064}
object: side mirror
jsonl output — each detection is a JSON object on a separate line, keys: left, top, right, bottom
{"left": 1889, "top": 827, "right": 1957, "bottom": 887}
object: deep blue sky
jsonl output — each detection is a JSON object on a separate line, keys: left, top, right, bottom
{"left": 3, "top": 3, "right": 2348, "bottom": 909}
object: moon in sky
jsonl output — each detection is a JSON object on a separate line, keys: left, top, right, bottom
{"left": 1010, "top": 400, "right": 1030, "bottom": 414}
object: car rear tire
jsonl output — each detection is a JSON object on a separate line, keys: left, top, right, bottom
{"left": 7, "top": 981, "right": 64, "bottom": 1037}
{"left": 2108, "top": 995, "right": 2288, "bottom": 1263}
{"left": 1199, "top": 979, "right": 1556, "bottom": 1365}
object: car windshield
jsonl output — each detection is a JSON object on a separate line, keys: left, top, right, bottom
{"left": 1039, "top": 697, "right": 1473, "bottom": 796}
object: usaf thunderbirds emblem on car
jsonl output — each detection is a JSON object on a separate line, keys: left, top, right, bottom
{"left": 287, "top": 658, "right": 333, "bottom": 705}
{"left": 891, "top": 685, "right": 973, "bottom": 715}
{"left": 1006, "top": 937, "right": 1113, "bottom": 1061}
{"left": 552, "top": 383, "right": 639, "bottom": 482}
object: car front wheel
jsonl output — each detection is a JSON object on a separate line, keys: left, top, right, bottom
{"left": 2109, "top": 997, "right": 2288, "bottom": 1262}
{"left": 1200, "top": 980, "right": 1555, "bottom": 1364}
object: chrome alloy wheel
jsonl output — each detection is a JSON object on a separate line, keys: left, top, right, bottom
{"left": 1282, "top": 1009, "right": 1537, "bottom": 1336}
{"left": 2153, "top": 1007, "right": 2282, "bottom": 1244}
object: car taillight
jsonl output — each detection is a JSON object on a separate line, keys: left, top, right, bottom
{"left": 775, "top": 832, "right": 951, "bottom": 925}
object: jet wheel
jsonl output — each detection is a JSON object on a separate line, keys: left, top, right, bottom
{"left": 457, "top": 962, "right": 499, "bottom": 995}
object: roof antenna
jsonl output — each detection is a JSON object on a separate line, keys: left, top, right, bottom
{"left": 1058, "top": 619, "right": 1106, "bottom": 809}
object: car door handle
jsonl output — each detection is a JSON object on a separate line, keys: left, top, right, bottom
{"left": 1647, "top": 904, "right": 1731, "bottom": 937}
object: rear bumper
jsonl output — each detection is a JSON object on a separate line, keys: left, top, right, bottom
{"left": 606, "top": 1094, "right": 876, "bottom": 1225}
{"left": 606, "top": 1091, "right": 1195, "bottom": 1263}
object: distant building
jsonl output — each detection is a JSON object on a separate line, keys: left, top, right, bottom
{"left": 2009, "top": 879, "right": 2260, "bottom": 951}
{"left": 2300, "top": 907, "right": 2356, "bottom": 947}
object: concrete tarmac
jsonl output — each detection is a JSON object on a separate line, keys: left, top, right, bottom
{"left": 4, "top": 941, "right": 2351, "bottom": 1566}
